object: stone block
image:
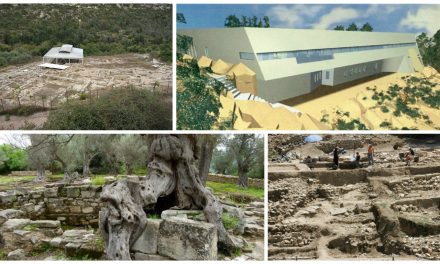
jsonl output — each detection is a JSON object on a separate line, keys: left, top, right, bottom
{"left": 30, "top": 190, "right": 43, "bottom": 199}
{"left": 157, "top": 218, "right": 217, "bottom": 260}
{"left": 0, "top": 209, "right": 25, "bottom": 220}
{"left": 31, "top": 220, "right": 61, "bottom": 228}
{"left": 244, "top": 223, "right": 264, "bottom": 237}
{"left": 7, "top": 248, "right": 25, "bottom": 260}
{"left": 161, "top": 209, "right": 205, "bottom": 220}
{"left": 82, "top": 207, "right": 94, "bottom": 214}
{"left": 66, "top": 187, "right": 81, "bottom": 198}
{"left": 44, "top": 187, "right": 58, "bottom": 198}
{"left": 81, "top": 191, "right": 94, "bottom": 198}
{"left": 0, "top": 193, "right": 17, "bottom": 204}
{"left": 2, "top": 219, "right": 32, "bottom": 231}
{"left": 70, "top": 206, "right": 81, "bottom": 213}
{"left": 132, "top": 219, "right": 162, "bottom": 254}
{"left": 133, "top": 252, "right": 171, "bottom": 260}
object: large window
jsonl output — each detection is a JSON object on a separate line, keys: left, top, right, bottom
{"left": 256, "top": 42, "right": 416, "bottom": 63}
{"left": 239, "top": 52, "right": 256, "bottom": 60}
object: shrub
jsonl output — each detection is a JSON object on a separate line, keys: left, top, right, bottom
{"left": 44, "top": 87, "right": 172, "bottom": 130}
{"left": 91, "top": 176, "right": 105, "bottom": 186}
{"left": 222, "top": 212, "right": 239, "bottom": 230}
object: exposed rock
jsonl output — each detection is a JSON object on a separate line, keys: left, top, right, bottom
{"left": 132, "top": 219, "right": 161, "bottom": 254}
{"left": 133, "top": 252, "right": 171, "bottom": 260}
{"left": 1, "top": 218, "right": 32, "bottom": 231}
{"left": 31, "top": 220, "right": 61, "bottom": 228}
{"left": 7, "top": 248, "right": 25, "bottom": 260}
{"left": 157, "top": 218, "right": 217, "bottom": 260}
{"left": 244, "top": 223, "right": 264, "bottom": 237}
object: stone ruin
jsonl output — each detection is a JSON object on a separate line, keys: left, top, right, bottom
{"left": 0, "top": 178, "right": 264, "bottom": 260}
{"left": 268, "top": 137, "right": 440, "bottom": 260}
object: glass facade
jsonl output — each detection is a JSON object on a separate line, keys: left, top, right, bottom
{"left": 239, "top": 52, "right": 256, "bottom": 60}
{"left": 254, "top": 42, "right": 416, "bottom": 63}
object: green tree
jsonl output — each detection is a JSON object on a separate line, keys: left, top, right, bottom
{"left": 346, "top": 22, "right": 358, "bottom": 31}
{"left": 176, "top": 13, "right": 186, "bottom": 24}
{"left": 225, "top": 134, "right": 261, "bottom": 188}
{"left": 334, "top": 25, "right": 345, "bottom": 31}
{"left": 27, "top": 135, "right": 52, "bottom": 182}
{"left": 114, "top": 135, "right": 148, "bottom": 175}
{"left": 263, "top": 16, "right": 270, "bottom": 28}
{"left": 360, "top": 23, "right": 373, "bottom": 32}
{"left": 176, "top": 61, "right": 227, "bottom": 130}
{"left": 0, "top": 144, "right": 28, "bottom": 174}
{"left": 224, "top": 15, "right": 241, "bottom": 27}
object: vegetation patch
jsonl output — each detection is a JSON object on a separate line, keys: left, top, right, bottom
{"left": 222, "top": 212, "right": 239, "bottom": 230}
{"left": 44, "top": 87, "right": 172, "bottom": 130}
{"left": 206, "top": 181, "right": 264, "bottom": 200}
{"left": 91, "top": 176, "right": 105, "bottom": 186}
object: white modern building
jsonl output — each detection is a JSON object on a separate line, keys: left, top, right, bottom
{"left": 43, "top": 44, "right": 84, "bottom": 65}
{"left": 178, "top": 28, "right": 424, "bottom": 102}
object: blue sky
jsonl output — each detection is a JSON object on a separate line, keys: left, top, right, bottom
{"left": 177, "top": 4, "right": 440, "bottom": 35}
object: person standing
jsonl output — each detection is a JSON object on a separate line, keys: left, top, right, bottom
{"left": 367, "top": 144, "right": 374, "bottom": 166}
{"left": 355, "top": 152, "right": 361, "bottom": 168}
{"left": 333, "top": 146, "right": 339, "bottom": 169}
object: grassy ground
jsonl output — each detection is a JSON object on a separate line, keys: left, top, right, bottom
{"left": 206, "top": 181, "right": 264, "bottom": 200}
{"left": 0, "top": 174, "right": 64, "bottom": 188}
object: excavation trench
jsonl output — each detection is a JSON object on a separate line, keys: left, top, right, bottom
{"left": 269, "top": 165, "right": 440, "bottom": 260}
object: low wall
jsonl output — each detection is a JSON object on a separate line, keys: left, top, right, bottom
{"left": 0, "top": 183, "right": 103, "bottom": 226}
{"left": 269, "top": 165, "right": 440, "bottom": 185}
{"left": 207, "top": 174, "right": 263, "bottom": 188}
{"left": 7, "top": 170, "right": 52, "bottom": 176}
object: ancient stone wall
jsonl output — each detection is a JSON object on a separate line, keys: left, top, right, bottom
{"left": 0, "top": 183, "right": 103, "bottom": 226}
{"left": 207, "top": 173, "right": 263, "bottom": 188}
{"left": 7, "top": 171, "right": 52, "bottom": 176}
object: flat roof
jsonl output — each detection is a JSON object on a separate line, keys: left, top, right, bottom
{"left": 43, "top": 46, "right": 83, "bottom": 60}
{"left": 38, "top": 63, "right": 70, "bottom": 70}
{"left": 178, "top": 28, "right": 416, "bottom": 52}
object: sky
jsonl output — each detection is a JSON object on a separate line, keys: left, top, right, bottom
{"left": 0, "top": 134, "right": 30, "bottom": 148}
{"left": 177, "top": 4, "right": 440, "bottom": 35}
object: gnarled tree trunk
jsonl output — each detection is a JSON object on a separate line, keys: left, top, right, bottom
{"left": 99, "top": 135, "right": 239, "bottom": 260}
{"left": 35, "top": 166, "right": 46, "bottom": 182}
{"left": 198, "top": 135, "right": 217, "bottom": 186}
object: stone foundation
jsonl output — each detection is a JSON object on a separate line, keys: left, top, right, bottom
{"left": 0, "top": 183, "right": 103, "bottom": 226}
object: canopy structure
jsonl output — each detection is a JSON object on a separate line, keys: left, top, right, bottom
{"left": 211, "top": 59, "right": 232, "bottom": 75}
{"left": 227, "top": 63, "right": 257, "bottom": 95}
{"left": 197, "top": 55, "right": 212, "bottom": 68}
{"left": 38, "top": 63, "right": 69, "bottom": 70}
{"left": 43, "top": 44, "right": 84, "bottom": 64}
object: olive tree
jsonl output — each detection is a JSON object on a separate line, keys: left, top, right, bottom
{"left": 99, "top": 135, "right": 240, "bottom": 260}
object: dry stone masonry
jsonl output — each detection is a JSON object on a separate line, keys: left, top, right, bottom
{"left": 269, "top": 134, "right": 440, "bottom": 260}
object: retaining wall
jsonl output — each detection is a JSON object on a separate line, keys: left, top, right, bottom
{"left": 0, "top": 183, "right": 103, "bottom": 226}
{"left": 207, "top": 173, "right": 263, "bottom": 188}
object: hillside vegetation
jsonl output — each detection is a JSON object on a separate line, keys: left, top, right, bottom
{"left": 0, "top": 4, "right": 172, "bottom": 67}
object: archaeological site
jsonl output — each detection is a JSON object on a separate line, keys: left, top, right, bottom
{"left": 0, "top": 134, "right": 264, "bottom": 260}
{"left": 0, "top": 4, "right": 172, "bottom": 130}
{"left": 269, "top": 134, "right": 440, "bottom": 260}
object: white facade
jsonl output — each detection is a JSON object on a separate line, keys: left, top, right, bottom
{"left": 43, "top": 44, "right": 84, "bottom": 64}
{"left": 178, "top": 28, "right": 423, "bottom": 102}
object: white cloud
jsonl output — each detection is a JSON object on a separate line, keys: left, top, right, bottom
{"left": 365, "top": 4, "right": 399, "bottom": 17}
{"left": 400, "top": 5, "right": 440, "bottom": 35}
{"left": 267, "top": 5, "right": 324, "bottom": 28}
{"left": 312, "top": 7, "right": 360, "bottom": 29}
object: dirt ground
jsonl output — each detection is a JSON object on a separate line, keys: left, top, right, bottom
{"left": 0, "top": 53, "right": 172, "bottom": 129}
{"left": 269, "top": 134, "right": 440, "bottom": 260}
